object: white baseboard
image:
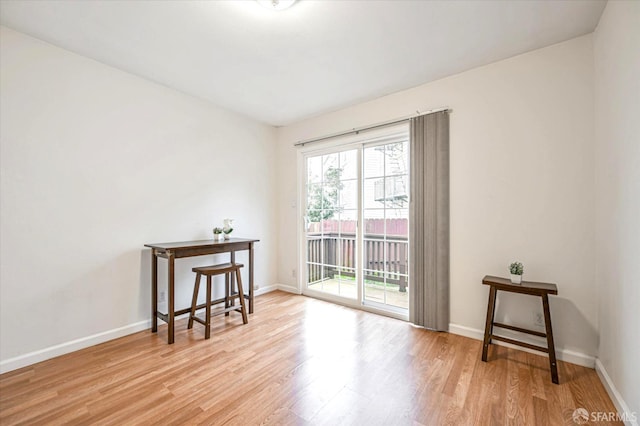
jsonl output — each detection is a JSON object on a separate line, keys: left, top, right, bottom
{"left": 595, "top": 359, "right": 639, "bottom": 426}
{"left": 448, "top": 323, "right": 596, "bottom": 368}
{"left": 276, "top": 284, "right": 302, "bottom": 294}
{"left": 256, "top": 283, "right": 301, "bottom": 295}
{"left": 0, "top": 319, "right": 151, "bottom": 374}
{"left": 254, "top": 284, "right": 279, "bottom": 295}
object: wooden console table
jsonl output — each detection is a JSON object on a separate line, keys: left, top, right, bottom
{"left": 481, "top": 275, "right": 559, "bottom": 384}
{"left": 144, "top": 238, "right": 259, "bottom": 344}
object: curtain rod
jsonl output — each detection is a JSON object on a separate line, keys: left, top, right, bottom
{"left": 294, "top": 107, "right": 451, "bottom": 147}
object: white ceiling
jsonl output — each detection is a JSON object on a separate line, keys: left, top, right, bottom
{"left": 0, "top": 0, "right": 606, "bottom": 126}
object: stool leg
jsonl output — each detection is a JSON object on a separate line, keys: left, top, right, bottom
{"left": 230, "top": 269, "right": 236, "bottom": 310}
{"left": 542, "top": 294, "right": 559, "bottom": 384}
{"left": 225, "top": 272, "right": 230, "bottom": 317}
{"left": 205, "top": 275, "right": 212, "bottom": 340}
{"left": 188, "top": 273, "right": 201, "bottom": 329}
{"left": 235, "top": 268, "right": 248, "bottom": 324}
{"left": 230, "top": 253, "right": 236, "bottom": 311}
{"left": 482, "top": 286, "right": 497, "bottom": 362}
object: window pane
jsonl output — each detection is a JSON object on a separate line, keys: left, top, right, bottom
{"left": 307, "top": 156, "right": 322, "bottom": 183}
{"left": 386, "top": 209, "right": 408, "bottom": 239}
{"left": 385, "top": 242, "right": 409, "bottom": 277}
{"left": 336, "top": 267, "right": 357, "bottom": 299}
{"left": 385, "top": 273, "right": 409, "bottom": 309}
{"left": 363, "top": 146, "right": 384, "bottom": 178}
{"left": 339, "top": 179, "right": 357, "bottom": 210}
{"left": 306, "top": 263, "right": 321, "bottom": 285}
{"left": 364, "top": 178, "right": 386, "bottom": 209}
{"left": 363, "top": 239, "right": 385, "bottom": 274}
{"left": 364, "top": 209, "right": 385, "bottom": 238}
{"left": 306, "top": 236, "right": 324, "bottom": 266}
{"left": 336, "top": 237, "right": 356, "bottom": 269}
{"left": 385, "top": 142, "right": 409, "bottom": 176}
{"left": 306, "top": 184, "right": 322, "bottom": 211}
{"left": 323, "top": 236, "right": 340, "bottom": 269}
{"left": 384, "top": 176, "right": 409, "bottom": 208}
{"left": 364, "top": 275, "right": 385, "bottom": 304}
{"left": 322, "top": 153, "right": 339, "bottom": 181}
{"left": 338, "top": 210, "right": 357, "bottom": 237}
{"left": 320, "top": 218, "right": 338, "bottom": 235}
{"left": 340, "top": 150, "right": 357, "bottom": 180}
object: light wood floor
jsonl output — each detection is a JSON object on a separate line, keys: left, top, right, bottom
{"left": 0, "top": 291, "right": 619, "bottom": 425}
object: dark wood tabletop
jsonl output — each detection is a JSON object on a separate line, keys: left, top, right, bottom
{"left": 144, "top": 238, "right": 259, "bottom": 250}
{"left": 482, "top": 275, "right": 558, "bottom": 295}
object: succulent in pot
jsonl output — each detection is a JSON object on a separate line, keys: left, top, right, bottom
{"left": 509, "top": 261, "right": 524, "bottom": 284}
{"left": 213, "top": 227, "right": 224, "bottom": 241}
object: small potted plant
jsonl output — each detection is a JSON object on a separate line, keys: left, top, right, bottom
{"left": 509, "top": 261, "right": 524, "bottom": 284}
{"left": 213, "top": 227, "right": 224, "bottom": 242}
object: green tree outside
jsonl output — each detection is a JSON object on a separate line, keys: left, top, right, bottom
{"left": 307, "top": 166, "right": 343, "bottom": 223}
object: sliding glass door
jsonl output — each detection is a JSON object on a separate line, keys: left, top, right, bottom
{"left": 302, "top": 130, "right": 409, "bottom": 316}
{"left": 305, "top": 149, "right": 359, "bottom": 299}
{"left": 362, "top": 141, "right": 409, "bottom": 311}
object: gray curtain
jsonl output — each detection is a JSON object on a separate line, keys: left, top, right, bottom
{"left": 409, "top": 111, "right": 450, "bottom": 331}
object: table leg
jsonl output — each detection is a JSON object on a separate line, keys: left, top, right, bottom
{"left": 230, "top": 251, "right": 236, "bottom": 310}
{"left": 482, "top": 286, "right": 497, "bottom": 362}
{"left": 249, "top": 243, "right": 254, "bottom": 314}
{"left": 151, "top": 251, "right": 158, "bottom": 333}
{"left": 168, "top": 252, "right": 175, "bottom": 344}
{"left": 542, "top": 294, "right": 559, "bottom": 384}
{"left": 225, "top": 272, "right": 231, "bottom": 317}
{"left": 205, "top": 275, "right": 212, "bottom": 340}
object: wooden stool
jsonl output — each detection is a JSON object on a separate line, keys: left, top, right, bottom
{"left": 188, "top": 263, "right": 248, "bottom": 339}
{"left": 481, "top": 275, "right": 559, "bottom": 384}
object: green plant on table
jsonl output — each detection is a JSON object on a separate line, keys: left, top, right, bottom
{"left": 509, "top": 261, "right": 524, "bottom": 275}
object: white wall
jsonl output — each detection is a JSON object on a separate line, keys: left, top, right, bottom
{"left": 276, "top": 35, "right": 597, "bottom": 363}
{"left": 594, "top": 0, "right": 640, "bottom": 417}
{"left": 0, "top": 27, "right": 278, "bottom": 368}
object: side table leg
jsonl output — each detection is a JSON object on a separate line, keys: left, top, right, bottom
{"left": 151, "top": 251, "right": 158, "bottom": 333}
{"left": 482, "top": 286, "right": 497, "bottom": 362}
{"left": 249, "top": 243, "right": 254, "bottom": 314}
{"left": 542, "top": 294, "right": 559, "bottom": 384}
{"left": 168, "top": 252, "right": 175, "bottom": 344}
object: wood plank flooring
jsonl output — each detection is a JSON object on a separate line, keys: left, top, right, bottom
{"left": 0, "top": 291, "right": 620, "bottom": 425}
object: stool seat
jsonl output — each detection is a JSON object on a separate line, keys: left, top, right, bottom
{"left": 192, "top": 263, "right": 244, "bottom": 275}
{"left": 188, "top": 262, "right": 248, "bottom": 339}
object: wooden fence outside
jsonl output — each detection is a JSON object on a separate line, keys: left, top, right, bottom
{"left": 307, "top": 232, "right": 408, "bottom": 292}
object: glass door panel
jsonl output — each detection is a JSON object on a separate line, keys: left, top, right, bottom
{"left": 362, "top": 141, "right": 409, "bottom": 311}
{"left": 305, "top": 149, "right": 358, "bottom": 299}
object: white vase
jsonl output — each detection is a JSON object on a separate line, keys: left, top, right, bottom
{"left": 215, "top": 234, "right": 224, "bottom": 242}
{"left": 510, "top": 274, "right": 522, "bottom": 284}
{"left": 224, "top": 233, "right": 230, "bottom": 240}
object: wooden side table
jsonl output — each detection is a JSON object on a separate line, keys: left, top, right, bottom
{"left": 481, "top": 275, "right": 559, "bottom": 384}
